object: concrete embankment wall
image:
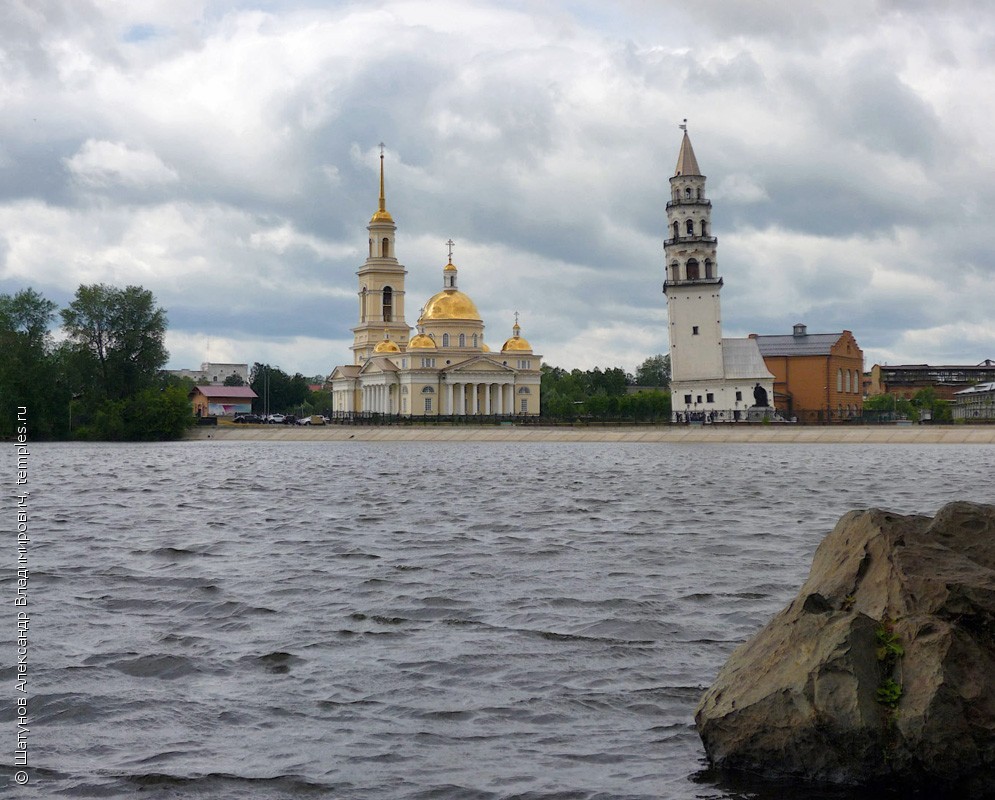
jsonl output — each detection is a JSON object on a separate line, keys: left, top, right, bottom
{"left": 186, "top": 425, "right": 995, "bottom": 444}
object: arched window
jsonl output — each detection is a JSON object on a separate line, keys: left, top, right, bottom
{"left": 360, "top": 287, "right": 367, "bottom": 322}
{"left": 368, "top": 238, "right": 373, "bottom": 257}
{"left": 422, "top": 386, "right": 435, "bottom": 393}
{"left": 686, "top": 219, "right": 694, "bottom": 235}
{"left": 442, "top": 333, "right": 450, "bottom": 347}
{"left": 701, "top": 220, "right": 708, "bottom": 237}
{"left": 472, "top": 334, "right": 478, "bottom": 348}
{"left": 704, "top": 259, "right": 713, "bottom": 279}
{"left": 382, "top": 237, "right": 389, "bottom": 257}
{"left": 837, "top": 369, "right": 843, "bottom": 392}
{"left": 686, "top": 259, "right": 700, "bottom": 280}
{"left": 518, "top": 387, "right": 531, "bottom": 394}
{"left": 459, "top": 333, "right": 466, "bottom": 347}
{"left": 845, "top": 370, "right": 851, "bottom": 393}
{"left": 696, "top": 187, "right": 702, "bottom": 199}
{"left": 670, "top": 261, "right": 680, "bottom": 281}
{"left": 672, "top": 221, "right": 679, "bottom": 240}
{"left": 382, "top": 286, "right": 393, "bottom": 322}
{"left": 685, "top": 187, "right": 692, "bottom": 199}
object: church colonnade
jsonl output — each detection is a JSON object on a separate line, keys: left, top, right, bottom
{"left": 354, "top": 379, "right": 528, "bottom": 415}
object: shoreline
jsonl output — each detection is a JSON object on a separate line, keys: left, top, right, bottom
{"left": 185, "top": 424, "right": 995, "bottom": 444}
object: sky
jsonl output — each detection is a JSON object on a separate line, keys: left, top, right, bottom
{"left": 2, "top": 0, "right": 994, "bottom": 378}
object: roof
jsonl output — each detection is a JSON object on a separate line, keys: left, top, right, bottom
{"left": 190, "top": 385, "right": 257, "bottom": 398}
{"left": 753, "top": 332, "right": 844, "bottom": 357}
{"left": 954, "top": 382, "right": 995, "bottom": 396}
{"left": 722, "top": 338, "right": 775, "bottom": 379}
{"left": 674, "top": 131, "right": 702, "bottom": 177}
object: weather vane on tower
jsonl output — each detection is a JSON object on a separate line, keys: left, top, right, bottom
{"left": 679, "top": 119, "right": 687, "bottom": 131}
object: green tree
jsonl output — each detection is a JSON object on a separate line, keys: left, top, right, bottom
{"left": 635, "top": 354, "right": 671, "bottom": 388}
{"left": 60, "top": 284, "right": 168, "bottom": 400}
{"left": 0, "top": 288, "right": 68, "bottom": 439}
{"left": 223, "top": 373, "right": 246, "bottom": 387}
{"left": 250, "top": 363, "right": 310, "bottom": 413}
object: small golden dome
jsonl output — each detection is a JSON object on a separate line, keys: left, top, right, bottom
{"left": 502, "top": 336, "right": 532, "bottom": 352}
{"left": 408, "top": 333, "right": 437, "bottom": 349}
{"left": 482, "top": 343, "right": 491, "bottom": 352}
{"left": 420, "top": 290, "right": 481, "bottom": 322}
{"left": 373, "top": 338, "right": 400, "bottom": 353}
{"left": 443, "top": 261, "right": 457, "bottom": 272}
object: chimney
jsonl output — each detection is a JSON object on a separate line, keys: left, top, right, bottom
{"left": 793, "top": 323, "right": 807, "bottom": 337}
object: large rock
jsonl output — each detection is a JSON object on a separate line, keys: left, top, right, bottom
{"left": 696, "top": 501, "right": 995, "bottom": 795}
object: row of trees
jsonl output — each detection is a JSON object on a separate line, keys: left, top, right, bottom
{"left": 0, "top": 285, "right": 191, "bottom": 441}
{"left": 862, "top": 387, "right": 953, "bottom": 424}
{"left": 540, "top": 355, "right": 671, "bottom": 421}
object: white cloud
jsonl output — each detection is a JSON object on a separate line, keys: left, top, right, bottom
{"left": 65, "top": 139, "right": 179, "bottom": 188}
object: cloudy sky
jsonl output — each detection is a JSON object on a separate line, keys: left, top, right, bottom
{"left": 2, "top": 0, "right": 994, "bottom": 377}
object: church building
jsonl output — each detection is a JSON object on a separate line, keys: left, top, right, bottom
{"left": 329, "top": 150, "right": 541, "bottom": 417}
{"left": 664, "top": 127, "right": 774, "bottom": 421}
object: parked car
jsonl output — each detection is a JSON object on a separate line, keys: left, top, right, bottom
{"left": 266, "top": 414, "right": 286, "bottom": 424}
{"left": 283, "top": 414, "right": 299, "bottom": 425}
{"left": 295, "top": 416, "right": 311, "bottom": 425}
{"left": 233, "top": 413, "right": 263, "bottom": 424}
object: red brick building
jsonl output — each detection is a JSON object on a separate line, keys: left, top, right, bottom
{"left": 751, "top": 324, "right": 864, "bottom": 422}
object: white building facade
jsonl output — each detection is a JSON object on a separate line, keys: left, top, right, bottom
{"left": 664, "top": 128, "right": 774, "bottom": 421}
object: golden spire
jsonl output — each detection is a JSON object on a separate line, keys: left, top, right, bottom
{"left": 370, "top": 142, "right": 393, "bottom": 223}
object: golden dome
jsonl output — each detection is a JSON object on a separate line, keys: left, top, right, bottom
{"left": 408, "top": 333, "right": 437, "bottom": 349}
{"left": 370, "top": 209, "right": 394, "bottom": 223}
{"left": 443, "top": 261, "right": 457, "bottom": 272}
{"left": 373, "top": 338, "right": 400, "bottom": 353}
{"left": 502, "top": 335, "right": 532, "bottom": 352}
{"left": 420, "top": 290, "right": 481, "bottom": 322}
{"left": 482, "top": 343, "right": 491, "bottom": 352}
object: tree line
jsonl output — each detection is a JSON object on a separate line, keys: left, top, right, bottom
{"left": 0, "top": 285, "right": 190, "bottom": 440}
{"left": 540, "top": 354, "right": 671, "bottom": 421}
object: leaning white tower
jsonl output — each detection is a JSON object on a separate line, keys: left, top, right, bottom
{"left": 663, "top": 125, "right": 774, "bottom": 421}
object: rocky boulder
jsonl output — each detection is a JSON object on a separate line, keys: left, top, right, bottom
{"left": 696, "top": 501, "right": 995, "bottom": 795}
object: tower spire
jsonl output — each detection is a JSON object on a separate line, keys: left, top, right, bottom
{"left": 370, "top": 142, "right": 393, "bottom": 223}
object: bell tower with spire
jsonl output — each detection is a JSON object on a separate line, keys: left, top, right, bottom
{"left": 663, "top": 124, "right": 775, "bottom": 421}
{"left": 664, "top": 123, "right": 723, "bottom": 381}
{"left": 351, "top": 144, "right": 411, "bottom": 364}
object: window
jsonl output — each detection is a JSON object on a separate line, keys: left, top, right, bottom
{"left": 837, "top": 369, "right": 843, "bottom": 392}
{"left": 422, "top": 386, "right": 435, "bottom": 393}
{"left": 736, "top": 391, "right": 742, "bottom": 401}
{"left": 382, "top": 237, "right": 389, "bottom": 257}
{"left": 704, "top": 259, "right": 713, "bottom": 279}
{"left": 685, "top": 187, "right": 692, "bottom": 199}
{"left": 518, "top": 387, "right": 531, "bottom": 394}
{"left": 696, "top": 395, "right": 703, "bottom": 404}
{"left": 402, "top": 398, "right": 407, "bottom": 413}
{"left": 701, "top": 221, "right": 708, "bottom": 237}
{"left": 459, "top": 333, "right": 466, "bottom": 347}
{"left": 401, "top": 386, "right": 408, "bottom": 394}
{"left": 692, "top": 326, "right": 699, "bottom": 335}
{"left": 368, "top": 238, "right": 373, "bottom": 256}
{"left": 518, "top": 359, "right": 531, "bottom": 369}
{"left": 472, "top": 334, "right": 478, "bottom": 348}
{"left": 686, "top": 259, "right": 699, "bottom": 280}
{"left": 670, "top": 260, "right": 679, "bottom": 281}
{"left": 845, "top": 370, "right": 851, "bottom": 393}
{"left": 421, "top": 358, "right": 435, "bottom": 368}
{"left": 382, "top": 286, "right": 393, "bottom": 322}
{"left": 425, "top": 397, "right": 432, "bottom": 412}
{"left": 520, "top": 398, "right": 528, "bottom": 413}
{"left": 706, "top": 393, "right": 714, "bottom": 403}
{"left": 686, "top": 219, "right": 694, "bottom": 235}
{"left": 442, "top": 333, "right": 450, "bottom": 347}
{"left": 360, "top": 287, "right": 367, "bottom": 322}
{"left": 401, "top": 359, "right": 407, "bottom": 368}
{"left": 672, "top": 221, "right": 679, "bottom": 239}
{"left": 696, "top": 187, "right": 702, "bottom": 199}
{"left": 684, "top": 394, "right": 692, "bottom": 405}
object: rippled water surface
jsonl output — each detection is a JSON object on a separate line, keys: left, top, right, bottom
{"left": 5, "top": 440, "right": 995, "bottom": 799}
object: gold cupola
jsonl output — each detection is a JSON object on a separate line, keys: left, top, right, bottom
{"left": 501, "top": 318, "right": 532, "bottom": 352}
{"left": 419, "top": 244, "right": 483, "bottom": 322}
{"left": 373, "top": 333, "right": 401, "bottom": 353}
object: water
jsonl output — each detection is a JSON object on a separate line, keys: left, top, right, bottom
{"left": 4, "top": 440, "right": 994, "bottom": 799}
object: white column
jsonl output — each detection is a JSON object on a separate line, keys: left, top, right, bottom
{"left": 484, "top": 383, "right": 491, "bottom": 415}
{"left": 496, "top": 383, "right": 503, "bottom": 415}
{"left": 447, "top": 382, "right": 454, "bottom": 415}
{"left": 458, "top": 383, "right": 466, "bottom": 415}
{"left": 470, "top": 383, "right": 477, "bottom": 415}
